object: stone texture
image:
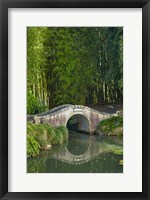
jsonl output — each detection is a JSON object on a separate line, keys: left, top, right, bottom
{"left": 28, "top": 105, "right": 114, "bottom": 134}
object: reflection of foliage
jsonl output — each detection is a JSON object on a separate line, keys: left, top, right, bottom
{"left": 96, "top": 116, "right": 123, "bottom": 136}
{"left": 27, "top": 152, "right": 48, "bottom": 173}
{"left": 27, "top": 134, "right": 123, "bottom": 173}
{"left": 101, "top": 135, "right": 123, "bottom": 146}
{"left": 27, "top": 122, "right": 69, "bottom": 157}
{"left": 28, "top": 151, "right": 123, "bottom": 173}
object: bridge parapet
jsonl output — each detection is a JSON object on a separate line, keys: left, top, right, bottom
{"left": 27, "top": 104, "right": 114, "bottom": 133}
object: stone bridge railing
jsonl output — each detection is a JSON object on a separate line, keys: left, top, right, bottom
{"left": 27, "top": 104, "right": 115, "bottom": 133}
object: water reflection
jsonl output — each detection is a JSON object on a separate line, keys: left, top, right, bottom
{"left": 50, "top": 131, "right": 122, "bottom": 165}
{"left": 27, "top": 131, "right": 123, "bottom": 173}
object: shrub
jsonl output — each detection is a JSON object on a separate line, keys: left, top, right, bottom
{"left": 56, "top": 126, "right": 68, "bottom": 140}
{"left": 27, "top": 123, "right": 47, "bottom": 150}
{"left": 27, "top": 91, "right": 47, "bottom": 115}
{"left": 96, "top": 116, "right": 123, "bottom": 136}
{"left": 33, "top": 124, "right": 48, "bottom": 150}
{"left": 27, "top": 122, "right": 37, "bottom": 136}
{"left": 27, "top": 122, "right": 69, "bottom": 157}
{"left": 27, "top": 135, "right": 40, "bottom": 157}
{"left": 53, "top": 128, "right": 64, "bottom": 145}
{"left": 42, "top": 124, "right": 56, "bottom": 144}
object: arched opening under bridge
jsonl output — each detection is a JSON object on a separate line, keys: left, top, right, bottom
{"left": 66, "top": 114, "right": 90, "bottom": 133}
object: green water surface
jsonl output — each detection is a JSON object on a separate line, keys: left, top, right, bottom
{"left": 27, "top": 131, "right": 123, "bottom": 173}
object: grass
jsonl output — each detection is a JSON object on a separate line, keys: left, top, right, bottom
{"left": 96, "top": 116, "right": 123, "bottom": 136}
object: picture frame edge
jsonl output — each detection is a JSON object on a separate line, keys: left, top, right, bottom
{"left": 0, "top": 0, "right": 150, "bottom": 199}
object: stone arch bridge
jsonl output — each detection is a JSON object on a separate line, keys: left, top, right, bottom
{"left": 28, "top": 104, "right": 114, "bottom": 133}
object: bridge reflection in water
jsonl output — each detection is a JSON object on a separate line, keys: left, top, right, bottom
{"left": 27, "top": 132, "right": 123, "bottom": 173}
{"left": 50, "top": 131, "right": 122, "bottom": 165}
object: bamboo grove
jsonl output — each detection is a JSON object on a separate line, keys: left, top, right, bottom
{"left": 27, "top": 27, "right": 123, "bottom": 114}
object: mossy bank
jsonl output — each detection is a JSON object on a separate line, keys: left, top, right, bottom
{"left": 96, "top": 116, "right": 123, "bottom": 136}
{"left": 27, "top": 122, "right": 68, "bottom": 157}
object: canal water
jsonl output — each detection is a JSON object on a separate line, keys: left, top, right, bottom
{"left": 27, "top": 131, "right": 123, "bottom": 173}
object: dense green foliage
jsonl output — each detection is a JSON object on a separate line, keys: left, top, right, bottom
{"left": 27, "top": 135, "right": 40, "bottom": 157}
{"left": 56, "top": 126, "right": 69, "bottom": 140}
{"left": 27, "top": 91, "right": 48, "bottom": 114}
{"left": 113, "top": 149, "right": 123, "bottom": 155}
{"left": 27, "top": 27, "right": 123, "bottom": 114}
{"left": 96, "top": 116, "right": 123, "bottom": 136}
{"left": 27, "top": 122, "right": 68, "bottom": 157}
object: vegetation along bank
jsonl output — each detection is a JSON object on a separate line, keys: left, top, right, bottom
{"left": 27, "top": 122, "right": 68, "bottom": 157}
{"left": 27, "top": 115, "right": 123, "bottom": 157}
{"left": 96, "top": 115, "right": 123, "bottom": 136}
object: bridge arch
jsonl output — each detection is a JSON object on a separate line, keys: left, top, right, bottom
{"left": 65, "top": 113, "right": 91, "bottom": 133}
{"left": 28, "top": 104, "right": 113, "bottom": 133}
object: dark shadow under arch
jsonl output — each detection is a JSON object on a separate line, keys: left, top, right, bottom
{"left": 66, "top": 114, "right": 90, "bottom": 133}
